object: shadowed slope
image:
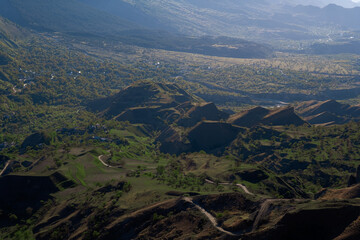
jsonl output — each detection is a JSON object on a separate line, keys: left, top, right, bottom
{"left": 296, "top": 100, "right": 360, "bottom": 125}
{"left": 229, "top": 106, "right": 306, "bottom": 127}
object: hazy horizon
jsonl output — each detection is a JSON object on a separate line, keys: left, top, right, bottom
{"left": 288, "top": 0, "right": 360, "bottom": 7}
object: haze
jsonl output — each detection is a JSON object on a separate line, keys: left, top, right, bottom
{"left": 1, "top": 0, "right": 360, "bottom": 239}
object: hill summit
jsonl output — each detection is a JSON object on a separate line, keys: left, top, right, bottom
{"left": 228, "top": 106, "right": 307, "bottom": 127}
{"left": 89, "top": 81, "right": 314, "bottom": 154}
{"left": 94, "top": 81, "right": 197, "bottom": 117}
{"left": 89, "top": 81, "right": 206, "bottom": 128}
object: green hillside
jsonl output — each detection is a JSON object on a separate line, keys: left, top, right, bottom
{"left": 1, "top": 3, "right": 360, "bottom": 239}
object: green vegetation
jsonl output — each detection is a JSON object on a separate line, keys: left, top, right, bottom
{"left": 1, "top": 5, "right": 360, "bottom": 239}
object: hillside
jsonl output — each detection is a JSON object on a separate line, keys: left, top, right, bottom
{"left": 187, "top": 121, "right": 243, "bottom": 153}
{"left": 0, "top": 0, "right": 273, "bottom": 59}
{"left": 78, "top": 0, "right": 174, "bottom": 31}
{"left": 293, "top": 4, "right": 360, "bottom": 31}
{"left": 308, "top": 41, "right": 360, "bottom": 55}
{"left": 3, "top": 0, "right": 360, "bottom": 55}
{"left": 89, "top": 81, "right": 199, "bottom": 128}
{"left": 0, "top": 15, "right": 29, "bottom": 40}
{"left": 2, "top": 1, "right": 360, "bottom": 239}
{"left": 177, "top": 102, "right": 229, "bottom": 127}
{"left": 79, "top": 0, "right": 360, "bottom": 46}
{"left": 90, "top": 81, "right": 196, "bottom": 115}
{"left": 91, "top": 81, "right": 312, "bottom": 155}
{"left": 296, "top": 100, "right": 360, "bottom": 125}
{"left": 228, "top": 107, "right": 270, "bottom": 128}
{"left": 89, "top": 81, "right": 233, "bottom": 131}
{"left": 228, "top": 106, "right": 307, "bottom": 127}
{"left": 316, "top": 184, "right": 360, "bottom": 200}
{"left": 2, "top": 68, "right": 360, "bottom": 239}
{"left": 0, "top": 15, "right": 29, "bottom": 57}
{"left": 80, "top": 0, "right": 312, "bottom": 41}
{"left": 0, "top": 172, "right": 74, "bottom": 217}
{"left": 261, "top": 107, "right": 307, "bottom": 126}
{"left": 0, "top": 0, "right": 137, "bottom": 34}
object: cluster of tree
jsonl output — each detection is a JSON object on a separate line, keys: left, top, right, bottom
{"left": 228, "top": 122, "right": 360, "bottom": 192}
{"left": 155, "top": 160, "right": 205, "bottom": 191}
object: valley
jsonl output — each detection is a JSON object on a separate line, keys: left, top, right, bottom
{"left": 1, "top": 0, "right": 360, "bottom": 239}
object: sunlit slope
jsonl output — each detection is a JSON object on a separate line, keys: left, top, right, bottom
{"left": 0, "top": 0, "right": 138, "bottom": 34}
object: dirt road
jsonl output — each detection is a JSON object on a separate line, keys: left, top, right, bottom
{"left": 183, "top": 197, "right": 240, "bottom": 236}
{"left": 252, "top": 199, "right": 292, "bottom": 231}
{"left": 0, "top": 161, "right": 10, "bottom": 176}
{"left": 98, "top": 155, "right": 120, "bottom": 168}
{"left": 205, "top": 179, "right": 254, "bottom": 195}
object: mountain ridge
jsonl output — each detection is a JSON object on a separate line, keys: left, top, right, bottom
{"left": 78, "top": 0, "right": 360, "bottom": 42}
{"left": 0, "top": 0, "right": 139, "bottom": 34}
{"left": 296, "top": 100, "right": 360, "bottom": 125}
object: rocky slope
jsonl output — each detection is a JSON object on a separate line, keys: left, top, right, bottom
{"left": 187, "top": 121, "right": 244, "bottom": 154}
{"left": 228, "top": 106, "right": 307, "bottom": 127}
{"left": 89, "top": 81, "right": 199, "bottom": 128}
{"left": 82, "top": 193, "right": 360, "bottom": 239}
{"left": 100, "top": 82, "right": 313, "bottom": 155}
{"left": 0, "top": 172, "right": 73, "bottom": 219}
{"left": 296, "top": 100, "right": 360, "bottom": 125}
{"left": 177, "top": 102, "right": 229, "bottom": 128}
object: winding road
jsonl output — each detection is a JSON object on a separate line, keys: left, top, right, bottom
{"left": 203, "top": 179, "right": 290, "bottom": 233}
{"left": 205, "top": 179, "right": 254, "bottom": 195}
{"left": 252, "top": 199, "right": 297, "bottom": 231}
{"left": 0, "top": 161, "right": 10, "bottom": 176}
{"left": 184, "top": 189, "right": 285, "bottom": 235}
{"left": 96, "top": 156, "right": 290, "bottom": 235}
{"left": 182, "top": 179, "right": 255, "bottom": 237}
{"left": 252, "top": 199, "right": 276, "bottom": 231}
{"left": 98, "top": 152, "right": 295, "bottom": 236}
{"left": 183, "top": 197, "right": 241, "bottom": 236}
{"left": 98, "top": 155, "right": 119, "bottom": 168}
{"left": 99, "top": 155, "right": 297, "bottom": 236}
